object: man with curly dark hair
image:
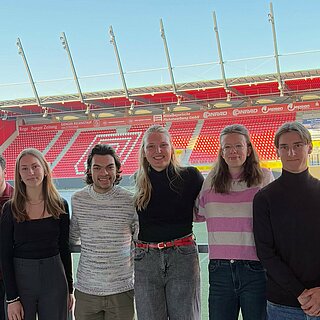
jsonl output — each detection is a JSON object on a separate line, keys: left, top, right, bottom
{"left": 70, "top": 144, "right": 138, "bottom": 320}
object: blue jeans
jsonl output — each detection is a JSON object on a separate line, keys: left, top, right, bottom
{"left": 267, "top": 301, "right": 320, "bottom": 320}
{"left": 209, "top": 259, "right": 267, "bottom": 320}
{"left": 134, "top": 242, "right": 200, "bottom": 320}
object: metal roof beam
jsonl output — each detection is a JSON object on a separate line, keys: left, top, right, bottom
{"left": 212, "top": 13, "right": 245, "bottom": 100}
{"left": 268, "top": 3, "right": 290, "bottom": 96}
{"left": 160, "top": 19, "right": 178, "bottom": 96}
{"left": 1, "top": 107, "right": 30, "bottom": 115}
{"left": 108, "top": 26, "right": 152, "bottom": 106}
{"left": 42, "top": 103, "right": 71, "bottom": 112}
{"left": 84, "top": 100, "right": 113, "bottom": 108}
{"left": 212, "top": 12, "right": 228, "bottom": 92}
{"left": 16, "top": 38, "right": 42, "bottom": 108}
{"left": 109, "top": 26, "right": 131, "bottom": 100}
{"left": 160, "top": 19, "right": 206, "bottom": 106}
{"left": 60, "top": 32, "right": 85, "bottom": 104}
{"left": 130, "top": 96, "right": 151, "bottom": 104}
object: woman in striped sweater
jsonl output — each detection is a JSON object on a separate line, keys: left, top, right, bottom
{"left": 198, "top": 124, "right": 274, "bottom": 320}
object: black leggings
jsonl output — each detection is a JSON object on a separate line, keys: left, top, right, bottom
{"left": 14, "top": 254, "right": 68, "bottom": 320}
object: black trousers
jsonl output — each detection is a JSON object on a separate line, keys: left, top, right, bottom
{"left": 14, "top": 254, "right": 68, "bottom": 320}
{"left": 0, "top": 279, "right": 5, "bottom": 320}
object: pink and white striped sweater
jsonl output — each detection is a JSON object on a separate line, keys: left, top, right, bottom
{"left": 198, "top": 168, "right": 274, "bottom": 261}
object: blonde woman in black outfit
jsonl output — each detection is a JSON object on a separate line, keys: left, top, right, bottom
{"left": 134, "top": 125, "right": 204, "bottom": 320}
{"left": 0, "top": 148, "right": 73, "bottom": 320}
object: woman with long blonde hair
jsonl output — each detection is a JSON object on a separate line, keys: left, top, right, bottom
{"left": 134, "top": 124, "right": 204, "bottom": 320}
{"left": 0, "top": 148, "right": 73, "bottom": 320}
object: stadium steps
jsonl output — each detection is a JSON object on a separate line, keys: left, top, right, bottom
{"left": 43, "top": 130, "right": 63, "bottom": 156}
{"left": 0, "top": 130, "right": 18, "bottom": 153}
{"left": 184, "top": 120, "right": 204, "bottom": 164}
{"left": 165, "top": 122, "right": 172, "bottom": 131}
{"left": 51, "top": 130, "right": 81, "bottom": 169}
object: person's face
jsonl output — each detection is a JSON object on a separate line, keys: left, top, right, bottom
{"left": 0, "top": 165, "right": 6, "bottom": 189}
{"left": 19, "top": 154, "right": 45, "bottom": 188}
{"left": 277, "top": 131, "right": 312, "bottom": 173}
{"left": 221, "top": 133, "right": 251, "bottom": 171}
{"left": 144, "top": 132, "right": 172, "bottom": 172}
{"left": 90, "top": 154, "right": 117, "bottom": 193}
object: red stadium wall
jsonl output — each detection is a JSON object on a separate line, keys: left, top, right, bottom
{"left": 0, "top": 120, "right": 16, "bottom": 145}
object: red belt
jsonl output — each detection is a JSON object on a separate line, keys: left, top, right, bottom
{"left": 135, "top": 235, "right": 194, "bottom": 250}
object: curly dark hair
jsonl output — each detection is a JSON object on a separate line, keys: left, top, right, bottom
{"left": 85, "top": 144, "right": 122, "bottom": 185}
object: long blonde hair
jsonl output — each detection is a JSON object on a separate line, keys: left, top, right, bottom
{"left": 134, "top": 125, "right": 182, "bottom": 210}
{"left": 11, "top": 148, "right": 66, "bottom": 222}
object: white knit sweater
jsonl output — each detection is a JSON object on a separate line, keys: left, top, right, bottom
{"left": 70, "top": 185, "right": 138, "bottom": 296}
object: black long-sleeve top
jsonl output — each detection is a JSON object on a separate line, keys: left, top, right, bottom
{"left": 0, "top": 199, "right": 73, "bottom": 300}
{"left": 0, "top": 182, "right": 14, "bottom": 281}
{"left": 253, "top": 169, "right": 320, "bottom": 307}
{"left": 137, "top": 165, "right": 204, "bottom": 242}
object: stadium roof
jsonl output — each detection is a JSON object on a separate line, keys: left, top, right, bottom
{"left": 0, "top": 68, "right": 320, "bottom": 123}
{"left": 2, "top": 4, "right": 320, "bottom": 124}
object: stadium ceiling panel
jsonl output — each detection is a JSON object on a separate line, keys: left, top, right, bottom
{"left": 1, "top": 70, "right": 320, "bottom": 121}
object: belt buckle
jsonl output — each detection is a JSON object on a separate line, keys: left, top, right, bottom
{"left": 157, "top": 242, "right": 166, "bottom": 249}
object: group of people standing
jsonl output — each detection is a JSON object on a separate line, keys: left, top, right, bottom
{"left": 0, "top": 120, "right": 319, "bottom": 320}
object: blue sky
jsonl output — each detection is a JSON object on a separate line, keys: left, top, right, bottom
{"left": 1, "top": 0, "right": 320, "bottom": 100}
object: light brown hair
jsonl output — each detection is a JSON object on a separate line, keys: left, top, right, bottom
{"left": 11, "top": 148, "right": 65, "bottom": 222}
{"left": 210, "top": 124, "right": 263, "bottom": 193}
{"left": 274, "top": 121, "right": 312, "bottom": 148}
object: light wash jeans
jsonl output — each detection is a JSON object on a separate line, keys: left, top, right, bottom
{"left": 209, "top": 259, "right": 267, "bottom": 320}
{"left": 134, "top": 242, "right": 200, "bottom": 320}
{"left": 267, "top": 301, "right": 320, "bottom": 320}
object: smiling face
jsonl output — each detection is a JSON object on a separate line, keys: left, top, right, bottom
{"left": 143, "top": 132, "right": 172, "bottom": 172}
{"left": 19, "top": 154, "right": 45, "bottom": 189}
{"left": 277, "top": 131, "right": 312, "bottom": 173}
{"left": 221, "top": 133, "right": 251, "bottom": 174}
{"left": 90, "top": 154, "right": 117, "bottom": 193}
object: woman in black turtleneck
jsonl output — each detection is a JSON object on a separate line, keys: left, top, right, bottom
{"left": 134, "top": 125, "right": 204, "bottom": 320}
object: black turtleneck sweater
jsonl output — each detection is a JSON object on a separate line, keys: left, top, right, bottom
{"left": 253, "top": 169, "right": 320, "bottom": 307}
{"left": 137, "top": 166, "right": 204, "bottom": 242}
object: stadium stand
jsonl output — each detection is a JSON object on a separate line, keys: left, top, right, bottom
{"left": 45, "top": 130, "right": 77, "bottom": 165}
{"left": 3, "top": 130, "right": 58, "bottom": 179}
{"left": 189, "top": 113, "right": 296, "bottom": 164}
{"left": 169, "top": 121, "right": 197, "bottom": 149}
{"left": 2, "top": 113, "right": 298, "bottom": 180}
{"left": 52, "top": 129, "right": 117, "bottom": 178}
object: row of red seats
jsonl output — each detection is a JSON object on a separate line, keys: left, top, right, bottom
{"left": 2, "top": 115, "right": 296, "bottom": 179}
